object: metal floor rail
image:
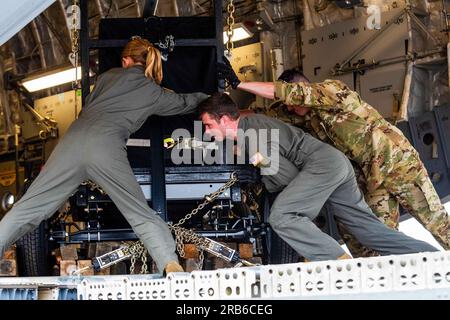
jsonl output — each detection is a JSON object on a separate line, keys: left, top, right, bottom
{"left": 0, "top": 251, "right": 449, "bottom": 300}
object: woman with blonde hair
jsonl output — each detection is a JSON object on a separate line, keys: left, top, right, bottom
{"left": 0, "top": 38, "right": 208, "bottom": 275}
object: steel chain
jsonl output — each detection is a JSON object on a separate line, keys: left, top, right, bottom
{"left": 70, "top": 0, "right": 80, "bottom": 91}
{"left": 128, "top": 241, "right": 149, "bottom": 274}
{"left": 140, "top": 250, "right": 148, "bottom": 274}
{"left": 129, "top": 250, "right": 137, "bottom": 274}
{"left": 169, "top": 172, "right": 238, "bottom": 269}
{"left": 69, "top": 0, "right": 81, "bottom": 120}
{"left": 225, "top": 0, "right": 235, "bottom": 57}
{"left": 172, "top": 172, "right": 238, "bottom": 228}
{"left": 126, "top": 172, "right": 237, "bottom": 273}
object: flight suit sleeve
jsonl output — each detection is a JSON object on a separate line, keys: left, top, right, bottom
{"left": 250, "top": 130, "right": 299, "bottom": 192}
{"left": 274, "top": 79, "right": 354, "bottom": 111}
{"left": 246, "top": 118, "right": 292, "bottom": 188}
{"left": 83, "top": 72, "right": 108, "bottom": 108}
{"left": 153, "top": 86, "right": 210, "bottom": 116}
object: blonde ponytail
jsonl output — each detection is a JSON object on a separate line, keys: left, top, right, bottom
{"left": 145, "top": 46, "right": 163, "bottom": 85}
{"left": 122, "top": 38, "right": 163, "bottom": 84}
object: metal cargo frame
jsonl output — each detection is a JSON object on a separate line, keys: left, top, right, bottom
{"left": 78, "top": 0, "right": 224, "bottom": 221}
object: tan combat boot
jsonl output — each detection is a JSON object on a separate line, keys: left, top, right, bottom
{"left": 164, "top": 261, "right": 184, "bottom": 275}
{"left": 337, "top": 253, "right": 352, "bottom": 260}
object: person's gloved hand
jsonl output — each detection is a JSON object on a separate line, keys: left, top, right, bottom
{"left": 217, "top": 56, "right": 241, "bottom": 89}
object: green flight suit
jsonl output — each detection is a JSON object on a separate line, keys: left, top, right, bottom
{"left": 238, "top": 114, "right": 437, "bottom": 261}
{"left": 0, "top": 66, "right": 208, "bottom": 272}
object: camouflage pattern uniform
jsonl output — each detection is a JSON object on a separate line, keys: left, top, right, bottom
{"left": 270, "top": 79, "right": 449, "bottom": 254}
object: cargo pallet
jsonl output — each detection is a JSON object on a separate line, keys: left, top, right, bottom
{"left": 0, "top": 251, "right": 449, "bottom": 300}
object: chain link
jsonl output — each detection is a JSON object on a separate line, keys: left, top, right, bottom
{"left": 128, "top": 241, "right": 148, "bottom": 274}
{"left": 140, "top": 250, "right": 148, "bottom": 274}
{"left": 225, "top": 0, "right": 235, "bottom": 58}
{"left": 69, "top": 0, "right": 81, "bottom": 120}
{"left": 125, "top": 172, "right": 237, "bottom": 273}
{"left": 169, "top": 172, "right": 238, "bottom": 268}
{"left": 129, "top": 249, "right": 137, "bottom": 274}
{"left": 172, "top": 172, "right": 238, "bottom": 228}
{"left": 70, "top": 0, "right": 80, "bottom": 91}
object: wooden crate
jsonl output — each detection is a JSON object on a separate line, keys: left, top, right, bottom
{"left": 76, "top": 260, "right": 94, "bottom": 276}
{"left": 238, "top": 243, "right": 254, "bottom": 259}
{"left": 0, "top": 245, "right": 17, "bottom": 276}
{"left": 60, "top": 244, "right": 78, "bottom": 261}
{"left": 0, "top": 259, "right": 17, "bottom": 276}
{"left": 60, "top": 260, "right": 77, "bottom": 276}
{"left": 2, "top": 245, "right": 16, "bottom": 259}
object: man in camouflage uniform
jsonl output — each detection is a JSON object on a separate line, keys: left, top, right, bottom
{"left": 218, "top": 63, "right": 449, "bottom": 255}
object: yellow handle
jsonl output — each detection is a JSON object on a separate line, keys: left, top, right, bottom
{"left": 163, "top": 137, "right": 176, "bottom": 149}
